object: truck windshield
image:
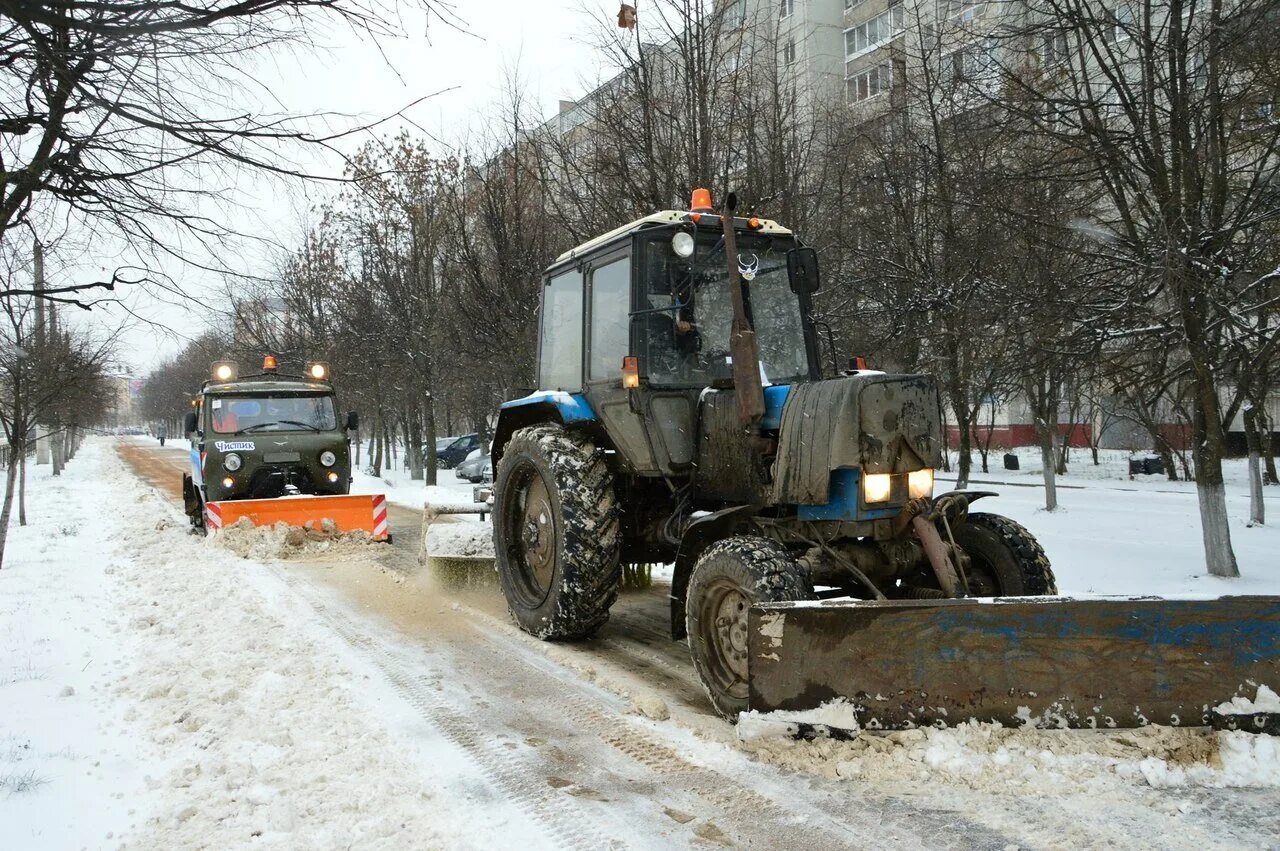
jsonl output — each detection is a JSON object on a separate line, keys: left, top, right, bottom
{"left": 210, "top": 394, "right": 337, "bottom": 434}
{"left": 640, "top": 232, "right": 811, "bottom": 388}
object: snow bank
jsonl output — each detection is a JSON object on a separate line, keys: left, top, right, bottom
{"left": 1, "top": 439, "right": 510, "bottom": 848}
{"left": 738, "top": 702, "right": 1280, "bottom": 792}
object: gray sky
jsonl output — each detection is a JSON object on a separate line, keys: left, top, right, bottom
{"left": 95, "top": 1, "right": 614, "bottom": 375}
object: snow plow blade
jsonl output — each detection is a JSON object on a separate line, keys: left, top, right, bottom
{"left": 207, "top": 494, "right": 390, "bottom": 541}
{"left": 748, "top": 596, "right": 1280, "bottom": 730}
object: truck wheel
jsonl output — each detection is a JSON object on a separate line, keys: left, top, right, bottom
{"left": 686, "top": 536, "right": 815, "bottom": 719}
{"left": 493, "top": 425, "right": 621, "bottom": 640}
{"left": 953, "top": 512, "right": 1057, "bottom": 597}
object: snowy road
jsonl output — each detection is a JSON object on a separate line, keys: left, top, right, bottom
{"left": 3, "top": 437, "right": 1278, "bottom": 849}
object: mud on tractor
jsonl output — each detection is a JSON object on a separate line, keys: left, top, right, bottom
{"left": 183, "top": 356, "right": 389, "bottom": 541}
{"left": 489, "top": 191, "right": 1280, "bottom": 729}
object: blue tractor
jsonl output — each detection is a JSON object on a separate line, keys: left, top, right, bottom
{"left": 488, "top": 190, "right": 1279, "bottom": 728}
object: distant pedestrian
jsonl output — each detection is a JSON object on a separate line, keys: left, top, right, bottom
{"left": 158, "top": 423, "right": 167, "bottom": 447}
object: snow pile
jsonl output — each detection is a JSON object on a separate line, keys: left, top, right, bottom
{"left": 1214, "top": 684, "right": 1280, "bottom": 715}
{"left": 739, "top": 705, "right": 1280, "bottom": 792}
{"left": 213, "top": 517, "right": 375, "bottom": 560}
{"left": 425, "top": 521, "right": 494, "bottom": 559}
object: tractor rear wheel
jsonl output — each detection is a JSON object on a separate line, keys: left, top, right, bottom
{"left": 686, "top": 536, "right": 815, "bottom": 719}
{"left": 493, "top": 425, "right": 621, "bottom": 640}
{"left": 953, "top": 512, "right": 1057, "bottom": 597}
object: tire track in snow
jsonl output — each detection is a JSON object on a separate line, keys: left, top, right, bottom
{"left": 270, "top": 567, "right": 618, "bottom": 851}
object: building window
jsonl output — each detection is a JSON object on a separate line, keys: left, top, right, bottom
{"left": 783, "top": 39, "right": 797, "bottom": 65}
{"left": 1040, "top": 29, "right": 1069, "bottom": 66}
{"left": 939, "top": 0, "right": 983, "bottom": 22}
{"left": 780, "top": 0, "right": 795, "bottom": 19}
{"left": 844, "top": 5, "right": 904, "bottom": 58}
{"left": 846, "top": 0, "right": 866, "bottom": 10}
{"left": 726, "top": 0, "right": 747, "bottom": 29}
{"left": 847, "top": 63, "right": 893, "bottom": 103}
{"left": 1105, "top": 3, "right": 1134, "bottom": 43}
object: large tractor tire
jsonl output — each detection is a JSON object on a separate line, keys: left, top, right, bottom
{"left": 952, "top": 512, "right": 1057, "bottom": 597}
{"left": 686, "top": 536, "right": 816, "bottom": 719}
{"left": 492, "top": 425, "right": 621, "bottom": 640}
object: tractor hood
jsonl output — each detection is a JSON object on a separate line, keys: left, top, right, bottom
{"left": 771, "top": 374, "right": 943, "bottom": 506}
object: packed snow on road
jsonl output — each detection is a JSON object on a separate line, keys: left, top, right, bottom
{"left": 2, "top": 438, "right": 1279, "bottom": 849}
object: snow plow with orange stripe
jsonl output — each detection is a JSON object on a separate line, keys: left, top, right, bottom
{"left": 181, "top": 356, "right": 390, "bottom": 543}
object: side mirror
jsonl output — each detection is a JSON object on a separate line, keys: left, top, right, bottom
{"left": 787, "top": 247, "right": 821, "bottom": 295}
{"left": 346, "top": 411, "right": 359, "bottom": 431}
{"left": 183, "top": 411, "right": 198, "bottom": 435}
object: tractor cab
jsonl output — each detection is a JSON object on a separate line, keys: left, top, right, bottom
{"left": 498, "top": 197, "right": 822, "bottom": 488}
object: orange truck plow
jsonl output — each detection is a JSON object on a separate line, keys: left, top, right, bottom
{"left": 206, "top": 493, "right": 390, "bottom": 541}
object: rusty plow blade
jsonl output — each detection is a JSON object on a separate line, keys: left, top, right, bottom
{"left": 206, "top": 494, "right": 390, "bottom": 541}
{"left": 747, "top": 596, "right": 1280, "bottom": 732}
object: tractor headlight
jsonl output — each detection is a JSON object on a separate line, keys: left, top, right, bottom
{"left": 862, "top": 473, "right": 892, "bottom": 504}
{"left": 320, "top": 450, "right": 337, "bottom": 467}
{"left": 908, "top": 468, "right": 934, "bottom": 500}
{"left": 224, "top": 453, "right": 242, "bottom": 472}
{"left": 672, "top": 231, "right": 695, "bottom": 258}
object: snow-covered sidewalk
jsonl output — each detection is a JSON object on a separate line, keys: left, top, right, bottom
{"left": 0, "top": 440, "right": 527, "bottom": 849}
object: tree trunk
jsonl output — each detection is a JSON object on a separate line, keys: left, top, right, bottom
{"left": 939, "top": 405, "right": 952, "bottom": 473}
{"left": 1037, "top": 422, "right": 1058, "bottom": 512}
{"left": 1190, "top": 399, "right": 1239, "bottom": 577}
{"left": 0, "top": 443, "right": 21, "bottom": 567}
{"left": 951, "top": 401, "right": 973, "bottom": 490}
{"left": 18, "top": 438, "right": 27, "bottom": 527}
{"left": 406, "top": 408, "right": 424, "bottom": 481}
{"left": 372, "top": 419, "right": 384, "bottom": 477}
{"left": 1261, "top": 409, "right": 1278, "bottom": 486}
{"left": 1244, "top": 406, "right": 1265, "bottom": 526}
{"left": 423, "top": 396, "right": 438, "bottom": 487}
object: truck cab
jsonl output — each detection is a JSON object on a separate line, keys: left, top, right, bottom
{"left": 182, "top": 357, "right": 357, "bottom": 528}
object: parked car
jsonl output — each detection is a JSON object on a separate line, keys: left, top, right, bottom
{"left": 436, "top": 433, "right": 481, "bottom": 469}
{"left": 455, "top": 452, "right": 492, "bottom": 484}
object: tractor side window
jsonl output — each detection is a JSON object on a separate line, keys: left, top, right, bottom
{"left": 588, "top": 257, "right": 631, "bottom": 381}
{"left": 539, "top": 269, "right": 584, "bottom": 390}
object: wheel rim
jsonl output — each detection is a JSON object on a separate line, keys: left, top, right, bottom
{"left": 963, "top": 551, "right": 1001, "bottom": 596}
{"left": 500, "top": 461, "right": 557, "bottom": 607}
{"left": 696, "top": 577, "right": 752, "bottom": 700}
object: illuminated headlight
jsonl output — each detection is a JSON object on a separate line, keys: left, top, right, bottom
{"left": 223, "top": 453, "right": 242, "bottom": 472}
{"left": 862, "top": 473, "right": 892, "bottom": 504}
{"left": 320, "top": 451, "right": 337, "bottom": 467}
{"left": 221, "top": 477, "right": 234, "bottom": 489}
{"left": 908, "top": 468, "right": 935, "bottom": 500}
{"left": 672, "top": 231, "right": 695, "bottom": 258}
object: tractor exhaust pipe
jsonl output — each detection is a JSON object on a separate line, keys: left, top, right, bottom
{"left": 718, "top": 192, "right": 765, "bottom": 426}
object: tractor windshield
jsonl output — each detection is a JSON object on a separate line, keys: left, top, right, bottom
{"left": 640, "top": 232, "right": 811, "bottom": 388}
{"left": 210, "top": 393, "right": 338, "bottom": 434}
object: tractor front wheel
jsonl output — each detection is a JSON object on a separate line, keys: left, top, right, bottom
{"left": 953, "top": 512, "right": 1057, "bottom": 597}
{"left": 686, "top": 536, "right": 815, "bottom": 719}
{"left": 493, "top": 425, "right": 621, "bottom": 640}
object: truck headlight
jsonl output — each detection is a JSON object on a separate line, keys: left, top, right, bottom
{"left": 862, "top": 473, "right": 892, "bottom": 504}
{"left": 224, "top": 453, "right": 242, "bottom": 472}
{"left": 908, "top": 468, "right": 934, "bottom": 500}
{"left": 320, "top": 451, "right": 336, "bottom": 467}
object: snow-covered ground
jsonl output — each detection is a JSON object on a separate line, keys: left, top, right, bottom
{"left": 350, "top": 463, "right": 475, "bottom": 511}
{"left": 940, "top": 449, "right": 1278, "bottom": 597}
{"left": 8, "top": 437, "right": 1280, "bottom": 848}
{"left": 0, "top": 441, "right": 537, "bottom": 849}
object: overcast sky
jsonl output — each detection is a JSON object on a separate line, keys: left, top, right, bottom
{"left": 92, "top": 1, "right": 615, "bottom": 375}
